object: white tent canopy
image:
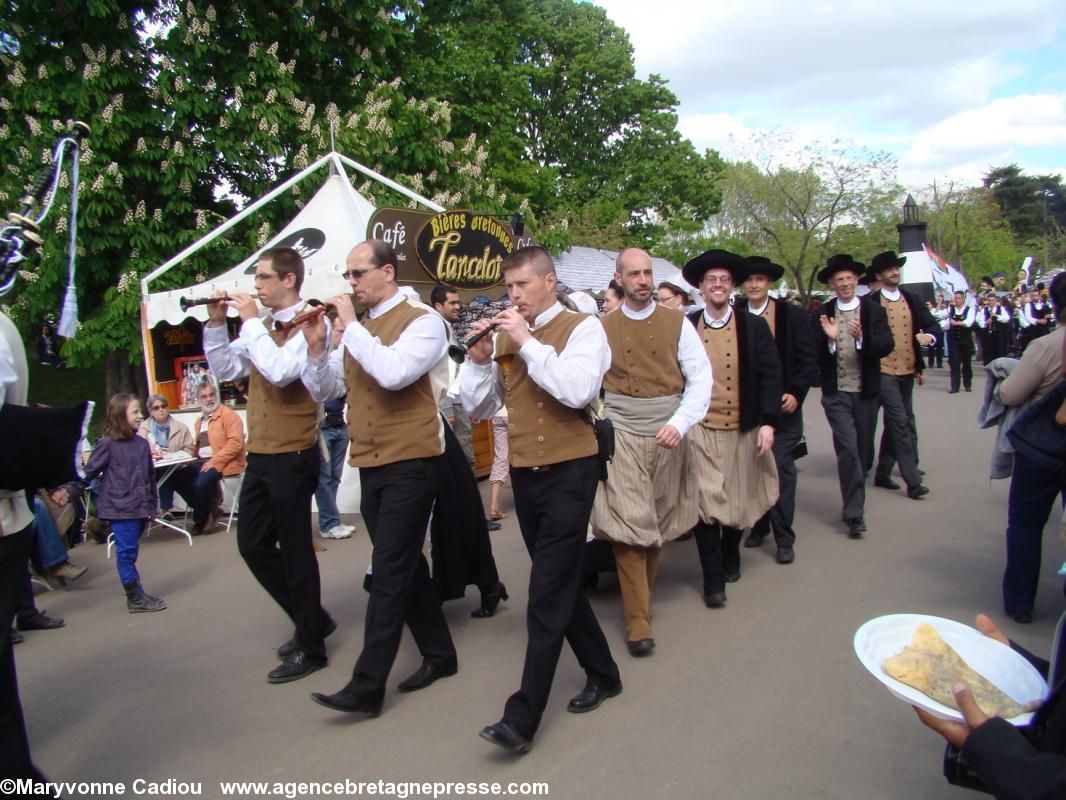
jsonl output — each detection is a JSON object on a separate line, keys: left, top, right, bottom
{"left": 141, "top": 151, "right": 443, "bottom": 327}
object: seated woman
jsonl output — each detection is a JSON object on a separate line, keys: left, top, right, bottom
{"left": 137, "top": 393, "right": 194, "bottom": 515}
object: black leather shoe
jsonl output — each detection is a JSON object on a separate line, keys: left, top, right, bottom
{"left": 846, "top": 518, "right": 866, "bottom": 539}
{"left": 567, "top": 680, "right": 622, "bottom": 713}
{"left": 10, "top": 628, "right": 23, "bottom": 645}
{"left": 17, "top": 610, "right": 65, "bottom": 631}
{"left": 703, "top": 591, "right": 727, "bottom": 608}
{"left": 775, "top": 545, "right": 795, "bottom": 565}
{"left": 479, "top": 721, "right": 531, "bottom": 754}
{"left": 907, "top": 485, "right": 930, "bottom": 500}
{"left": 397, "top": 658, "right": 458, "bottom": 692}
{"left": 743, "top": 530, "right": 765, "bottom": 548}
{"left": 874, "top": 476, "right": 900, "bottom": 490}
{"left": 311, "top": 689, "right": 382, "bottom": 716}
{"left": 486, "top": 519, "right": 502, "bottom": 532}
{"left": 965, "top": 386, "right": 972, "bottom": 392}
{"left": 278, "top": 617, "right": 337, "bottom": 658}
{"left": 948, "top": 389, "right": 960, "bottom": 394}
{"left": 1006, "top": 608, "right": 1033, "bottom": 624}
{"left": 267, "top": 651, "right": 326, "bottom": 684}
{"left": 723, "top": 569, "right": 740, "bottom": 583}
{"left": 471, "top": 582, "right": 509, "bottom": 618}
{"left": 626, "top": 638, "right": 655, "bottom": 657}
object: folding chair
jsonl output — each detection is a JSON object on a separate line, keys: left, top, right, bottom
{"left": 219, "top": 471, "right": 244, "bottom": 534}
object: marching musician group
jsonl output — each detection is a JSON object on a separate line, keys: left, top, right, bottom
{"left": 195, "top": 238, "right": 1021, "bottom": 755}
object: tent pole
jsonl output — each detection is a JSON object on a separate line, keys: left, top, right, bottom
{"left": 140, "top": 151, "right": 335, "bottom": 298}
{"left": 333, "top": 153, "right": 444, "bottom": 212}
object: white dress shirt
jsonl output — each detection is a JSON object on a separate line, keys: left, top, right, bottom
{"left": 204, "top": 300, "right": 312, "bottom": 387}
{"left": 461, "top": 301, "right": 609, "bottom": 420}
{"left": 976, "top": 307, "right": 1010, "bottom": 328}
{"left": 618, "top": 301, "right": 712, "bottom": 437}
{"left": 303, "top": 290, "right": 449, "bottom": 403}
{"left": 1019, "top": 301, "right": 1047, "bottom": 329}
{"left": 826, "top": 296, "right": 863, "bottom": 353}
{"left": 942, "top": 304, "right": 976, "bottom": 330}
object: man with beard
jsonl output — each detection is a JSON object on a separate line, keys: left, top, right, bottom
{"left": 814, "top": 254, "right": 895, "bottom": 538}
{"left": 866, "top": 251, "right": 934, "bottom": 500}
{"left": 738, "top": 256, "right": 817, "bottom": 565}
{"left": 682, "top": 250, "right": 782, "bottom": 608}
{"left": 592, "top": 248, "right": 711, "bottom": 654}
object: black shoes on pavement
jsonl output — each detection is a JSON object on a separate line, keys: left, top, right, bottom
{"left": 396, "top": 658, "right": 458, "bottom": 692}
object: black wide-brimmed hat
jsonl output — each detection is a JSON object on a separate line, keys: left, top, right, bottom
{"left": 744, "top": 255, "right": 785, "bottom": 282}
{"left": 682, "top": 249, "right": 747, "bottom": 287}
{"left": 869, "top": 250, "right": 907, "bottom": 275}
{"left": 817, "top": 253, "right": 865, "bottom": 284}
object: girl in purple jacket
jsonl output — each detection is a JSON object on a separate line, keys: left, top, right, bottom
{"left": 53, "top": 394, "right": 165, "bottom": 612}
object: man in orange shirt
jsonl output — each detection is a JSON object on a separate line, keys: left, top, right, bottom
{"left": 168, "top": 381, "right": 245, "bottom": 536}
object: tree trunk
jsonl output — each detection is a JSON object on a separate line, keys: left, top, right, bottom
{"left": 103, "top": 351, "right": 147, "bottom": 402}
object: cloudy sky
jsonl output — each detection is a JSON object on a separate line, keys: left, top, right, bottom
{"left": 595, "top": 0, "right": 1066, "bottom": 190}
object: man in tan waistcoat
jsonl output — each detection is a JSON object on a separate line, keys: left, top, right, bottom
{"left": 205, "top": 247, "right": 335, "bottom": 684}
{"left": 681, "top": 250, "right": 783, "bottom": 609}
{"left": 462, "top": 245, "right": 621, "bottom": 753}
{"left": 301, "top": 240, "right": 457, "bottom": 717}
{"left": 592, "top": 248, "right": 711, "bottom": 655}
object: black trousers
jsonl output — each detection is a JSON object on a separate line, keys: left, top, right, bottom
{"left": 874, "top": 374, "right": 921, "bottom": 488}
{"left": 0, "top": 525, "right": 47, "bottom": 782}
{"left": 752, "top": 407, "right": 804, "bottom": 547}
{"left": 504, "top": 456, "right": 619, "bottom": 739}
{"left": 694, "top": 521, "right": 743, "bottom": 594}
{"left": 948, "top": 333, "right": 974, "bottom": 391}
{"left": 237, "top": 449, "right": 331, "bottom": 659}
{"left": 345, "top": 456, "right": 455, "bottom": 703}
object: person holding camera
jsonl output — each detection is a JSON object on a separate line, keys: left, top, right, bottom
{"left": 461, "top": 245, "right": 621, "bottom": 754}
{"left": 916, "top": 613, "right": 1066, "bottom": 799}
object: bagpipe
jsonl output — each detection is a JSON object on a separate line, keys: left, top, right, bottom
{"left": 0, "top": 121, "right": 94, "bottom": 491}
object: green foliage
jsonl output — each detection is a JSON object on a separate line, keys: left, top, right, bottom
{"left": 404, "top": 0, "right": 724, "bottom": 252}
{"left": 0, "top": 0, "right": 507, "bottom": 383}
{"left": 922, "top": 184, "right": 1025, "bottom": 284}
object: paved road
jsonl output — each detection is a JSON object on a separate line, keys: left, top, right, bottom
{"left": 15, "top": 366, "right": 1064, "bottom": 799}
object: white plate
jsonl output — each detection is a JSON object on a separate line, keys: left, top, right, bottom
{"left": 854, "top": 613, "right": 1047, "bottom": 725}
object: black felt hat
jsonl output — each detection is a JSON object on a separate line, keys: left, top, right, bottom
{"left": 744, "top": 255, "right": 785, "bottom": 282}
{"left": 682, "top": 249, "right": 747, "bottom": 288}
{"left": 817, "top": 253, "right": 865, "bottom": 284}
{"left": 869, "top": 250, "right": 907, "bottom": 275}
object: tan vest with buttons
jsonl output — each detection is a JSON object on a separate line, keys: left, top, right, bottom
{"left": 879, "top": 295, "right": 916, "bottom": 376}
{"left": 344, "top": 300, "right": 444, "bottom": 468}
{"left": 601, "top": 305, "right": 685, "bottom": 397}
{"left": 495, "top": 310, "right": 598, "bottom": 468}
{"left": 246, "top": 325, "right": 318, "bottom": 454}
{"left": 698, "top": 314, "right": 741, "bottom": 430}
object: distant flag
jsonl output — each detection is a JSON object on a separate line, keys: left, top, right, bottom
{"left": 923, "top": 243, "right": 972, "bottom": 302}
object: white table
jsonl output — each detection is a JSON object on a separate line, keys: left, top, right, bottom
{"left": 106, "top": 451, "right": 195, "bottom": 557}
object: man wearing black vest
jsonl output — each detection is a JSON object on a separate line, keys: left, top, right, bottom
{"left": 205, "top": 247, "right": 335, "bottom": 684}
{"left": 683, "top": 250, "right": 783, "bottom": 607}
{"left": 943, "top": 290, "right": 976, "bottom": 393}
{"left": 301, "top": 240, "right": 457, "bottom": 716}
{"left": 814, "top": 254, "right": 895, "bottom": 538}
{"left": 738, "top": 255, "right": 817, "bottom": 565}
{"left": 866, "top": 251, "right": 934, "bottom": 500}
{"left": 462, "top": 245, "right": 621, "bottom": 754}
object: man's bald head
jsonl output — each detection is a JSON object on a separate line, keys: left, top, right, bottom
{"left": 616, "top": 247, "right": 652, "bottom": 274}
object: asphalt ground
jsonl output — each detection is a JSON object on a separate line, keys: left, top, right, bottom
{"left": 13, "top": 364, "right": 1064, "bottom": 799}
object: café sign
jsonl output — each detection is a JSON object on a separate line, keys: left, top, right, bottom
{"left": 367, "top": 207, "right": 532, "bottom": 291}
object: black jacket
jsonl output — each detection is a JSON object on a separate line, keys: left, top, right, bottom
{"left": 813, "top": 296, "right": 894, "bottom": 398}
{"left": 688, "top": 309, "right": 783, "bottom": 432}
{"left": 735, "top": 297, "right": 818, "bottom": 403}
{"left": 868, "top": 288, "right": 938, "bottom": 375}
{"left": 962, "top": 611, "right": 1066, "bottom": 800}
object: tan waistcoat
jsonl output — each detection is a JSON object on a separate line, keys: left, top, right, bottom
{"left": 601, "top": 306, "right": 685, "bottom": 398}
{"left": 345, "top": 301, "right": 444, "bottom": 468}
{"left": 246, "top": 325, "right": 318, "bottom": 454}
{"left": 496, "top": 310, "right": 598, "bottom": 468}
{"left": 698, "top": 314, "right": 740, "bottom": 430}
{"left": 751, "top": 301, "right": 777, "bottom": 339}
{"left": 880, "top": 296, "right": 916, "bottom": 376}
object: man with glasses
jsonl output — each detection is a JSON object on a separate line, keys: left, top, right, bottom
{"left": 301, "top": 239, "right": 457, "bottom": 717}
{"left": 204, "top": 246, "right": 336, "bottom": 684}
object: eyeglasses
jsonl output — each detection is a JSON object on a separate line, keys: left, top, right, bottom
{"left": 150, "top": 404, "right": 167, "bottom": 411}
{"left": 341, "top": 264, "right": 386, "bottom": 281}
{"left": 702, "top": 276, "right": 733, "bottom": 286}
{"left": 253, "top": 272, "right": 280, "bottom": 283}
